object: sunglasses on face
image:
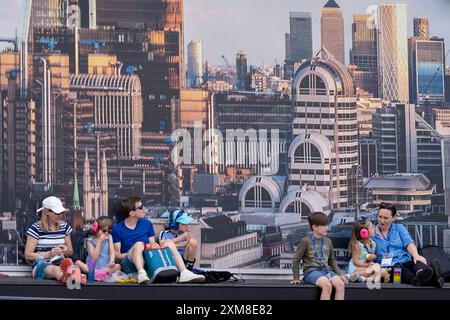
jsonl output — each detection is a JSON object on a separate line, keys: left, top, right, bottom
{"left": 135, "top": 204, "right": 144, "bottom": 210}
{"left": 101, "top": 229, "right": 112, "bottom": 233}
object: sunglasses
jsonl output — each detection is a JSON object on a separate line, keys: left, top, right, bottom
{"left": 101, "top": 228, "right": 112, "bottom": 233}
{"left": 135, "top": 204, "right": 144, "bottom": 210}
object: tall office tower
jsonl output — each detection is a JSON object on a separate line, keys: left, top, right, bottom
{"left": 284, "top": 32, "right": 292, "bottom": 80}
{"left": 378, "top": 4, "right": 409, "bottom": 102}
{"left": 409, "top": 37, "right": 445, "bottom": 123}
{"left": 31, "top": 0, "right": 68, "bottom": 27}
{"left": 351, "top": 14, "right": 378, "bottom": 97}
{"left": 31, "top": 53, "right": 71, "bottom": 187}
{"left": 236, "top": 51, "right": 248, "bottom": 91}
{"left": 285, "top": 33, "right": 291, "bottom": 62}
{"left": 83, "top": 0, "right": 184, "bottom": 133}
{"left": 290, "top": 48, "right": 358, "bottom": 209}
{"left": 373, "top": 103, "right": 445, "bottom": 192}
{"left": 70, "top": 74, "right": 143, "bottom": 159}
{"left": 214, "top": 92, "right": 292, "bottom": 175}
{"left": 414, "top": 18, "right": 429, "bottom": 39}
{"left": 0, "top": 71, "right": 36, "bottom": 212}
{"left": 321, "top": 0, "right": 345, "bottom": 65}
{"left": 187, "top": 40, "right": 203, "bottom": 88}
{"left": 290, "top": 12, "right": 313, "bottom": 63}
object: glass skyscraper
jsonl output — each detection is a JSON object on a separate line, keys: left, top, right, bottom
{"left": 351, "top": 14, "right": 378, "bottom": 97}
{"left": 289, "top": 12, "right": 313, "bottom": 63}
{"left": 409, "top": 38, "right": 445, "bottom": 104}
{"left": 378, "top": 4, "right": 409, "bottom": 102}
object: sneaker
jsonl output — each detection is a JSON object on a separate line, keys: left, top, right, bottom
{"left": 411, "top": 267, "right": 434, "bottom": 286}
{"left": 431, "top": 260, "right": 445, "bottom": 289}
{"left": 179, "top": 269, "right": 205, "bottom": 283}
{"left": 349, "top": 273, "right": 362, "bottom": 283}
{"left": 137, "top": 270, "right": 150, "bottom": 284}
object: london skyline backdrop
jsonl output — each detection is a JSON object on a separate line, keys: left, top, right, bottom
{"left": 0, "top": 0, "right": 449, "bottom": 65}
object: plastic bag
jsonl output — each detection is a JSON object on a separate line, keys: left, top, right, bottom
{"left": 104, "top": 271, "right": 129, "bottom": 283}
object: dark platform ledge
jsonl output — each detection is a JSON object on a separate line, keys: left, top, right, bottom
{"left": 0, "top": 277, "right": 449, "bottom": 300}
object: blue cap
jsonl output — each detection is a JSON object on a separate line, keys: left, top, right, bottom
{"left": 175, "top": 212, "right": 193, "bottom": 225}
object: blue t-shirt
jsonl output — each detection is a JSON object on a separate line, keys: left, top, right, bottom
{"left": 373, "top": 223, "right": 414, "bottom": 266}
{"left": 112, "top": 219, "right": 155, "bottom": 254}
{"left": 159, "top": 230, "right": 186, "bottom": 256}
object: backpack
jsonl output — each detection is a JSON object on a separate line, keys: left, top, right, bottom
{"left": 192, "top": 269, "right": 244, "bottom": 283}
{"left": 143, "top": 247, "right": 179, "bottom": 283}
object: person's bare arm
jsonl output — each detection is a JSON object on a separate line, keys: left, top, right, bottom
{"left": 109, "top": 236, "right": 116, "bottom": 264}
{"left": 114, "top": 242, "right": 126, "bottom": 261}
{"left": 64, "top": 236, "right": 73, "bottom": 257}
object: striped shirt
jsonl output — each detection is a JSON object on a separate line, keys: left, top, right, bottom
{"left": 27, "top": 221, "right": 73, "bottom": 253}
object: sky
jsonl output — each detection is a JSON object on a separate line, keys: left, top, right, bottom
{"left": 1, "top": 0, "right": 449, "bottom": 65}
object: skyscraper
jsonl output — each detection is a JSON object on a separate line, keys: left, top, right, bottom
{"left": 409, "top": 37, "right": 445, "bottom": 122}
{"left": 236, "top": 51, "right": 248, "bottom": 91}
{"left": 290, "top": 47, "right": 358, "bottom": 209}
{"left": 187, "top": 40, "right": 203, "bottom": 88}
{"left": 373, "top": 103, "right": 445, "bottom": 192}
{"left": 378, "top": 4, "right": 409, "bottom": 102}
{"left": 285, "top": 33, "right": 291, "bottom": 62}
{"left": 289, "top": 12, "right": 313, "bottom": 63}
{"left": 351, "top": 14, "right": 378, "bottom": 97}
{"left": 414, "top": 18, "right": 430, "bottom": 39}
{"left": 81, "top": 0, "right": 184, "bottom": 132}
{"left": 31, "top": 0, "right": 68, "bottom": 28}
{"left": 321, "top": 0, "right": 345, "bottom": 65}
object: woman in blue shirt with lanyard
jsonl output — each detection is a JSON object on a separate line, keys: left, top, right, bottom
{"left": 373, "top": 202, "right": 444, "bottom": 287}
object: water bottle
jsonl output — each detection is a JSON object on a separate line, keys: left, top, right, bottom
{"left": 393, "top": 267, "right": 401, "bottom": 284}
{"left": 87, "top": 259, "right": 96, "bottom": 283}
{"left": 36, "top": 254, "right": 45, "bottom": 280}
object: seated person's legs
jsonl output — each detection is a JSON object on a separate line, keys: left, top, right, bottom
{"left": 330, "top": 275, "right": 345, "bottom": 300}
{"left": 43, "top": 265, "right": 63, "bottom": 281}
{"left": 314, "top": 276, "right": 333, "bottom": 300}
{"left": 183, "top": 238, "right": 198, "bottom": 270}
{"left": 159, "top": 239, "right": 205, "bottom": 283}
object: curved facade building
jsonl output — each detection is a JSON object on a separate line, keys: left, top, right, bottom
{"left": 290, "top": 47, "right": 358, "bottom": 209}
{"left": 70, "top": 74, "right": 143, "bottom": 159}
{"left": 239, "top": 175, "right": 330, "bottom": 217}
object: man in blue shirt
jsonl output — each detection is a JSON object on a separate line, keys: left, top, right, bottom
{"left": 112, "top": 197, "right": 204, "bottom": 284}
{"left": 373, "top": 202, "right": 444, "bottom": 287}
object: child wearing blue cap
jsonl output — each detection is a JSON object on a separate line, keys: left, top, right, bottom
{"left": 159, "top": 210, "right": 198, "bottom": 271}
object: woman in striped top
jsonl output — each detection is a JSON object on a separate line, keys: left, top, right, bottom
{"left": 24, "top": 196, "right": 74, "bottom": 282}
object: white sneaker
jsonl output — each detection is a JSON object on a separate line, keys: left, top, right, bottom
{"left": 138, "top": 270, "right": 150, "bottom": 284}
{"left": 349, "top": 273, "right": 360, "bottom": 282}
{"left": 178, "top": 269, "right": 205, "bottom": 283}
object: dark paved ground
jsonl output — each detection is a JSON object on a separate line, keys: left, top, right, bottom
{"left": 0, "top": 277, "right": 449, "bottom": 300}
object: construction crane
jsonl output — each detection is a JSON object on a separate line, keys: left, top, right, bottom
{"left": 0, "top": 37, "right": 18, "bottom": 51}
{"left": 221, "top": 55, "right": 233, "bottom": 73}
{"left": 37, "top": 37, "right": 58, "bottom": 51}
{"left": 79, "top": 39, "right": 106, "bottom": 54}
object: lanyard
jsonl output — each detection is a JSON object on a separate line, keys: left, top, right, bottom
{"left": 377, "top": 225, "right": 392, "bottom": 253}
{"left": 363, "top": 241, "right": 374, "bottom": 254}
{"left": 311, "top": 234, "right": 325, "bottom": 261}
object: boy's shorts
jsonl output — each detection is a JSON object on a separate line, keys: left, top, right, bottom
{"left": 303, "top": 267, "right": 338, "bottom": 285}
{"left": 120, "top": 250, "right": 139, "bottom": 274}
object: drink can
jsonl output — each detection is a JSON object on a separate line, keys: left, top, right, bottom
{"left": 36, "top": 255, "right": 45, "bottom": 280}
{"left": 393, "top": 267, "right": 401, "bottom": 284}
